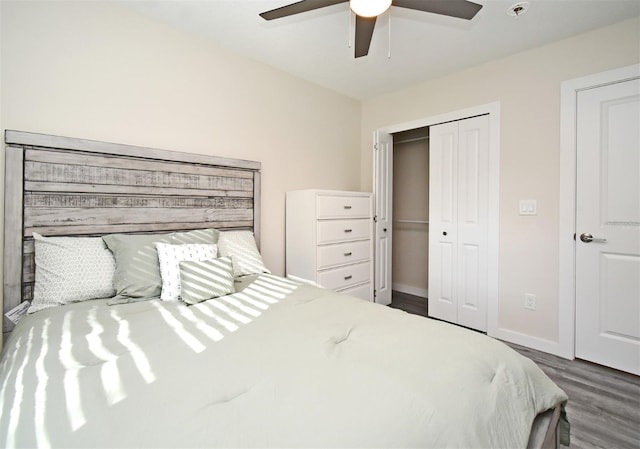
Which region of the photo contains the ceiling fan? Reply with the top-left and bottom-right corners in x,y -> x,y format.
259,0 -> 483,58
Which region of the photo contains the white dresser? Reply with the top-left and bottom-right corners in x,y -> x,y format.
285,190 -> 374,301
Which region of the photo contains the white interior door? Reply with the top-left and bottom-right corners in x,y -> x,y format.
374,131 -> 393,305
575,78 -> 640,375
429,116 -> 489,332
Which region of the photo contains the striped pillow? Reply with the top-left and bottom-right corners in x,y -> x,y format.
179,257 -> 235,305
155,243 -> 218,301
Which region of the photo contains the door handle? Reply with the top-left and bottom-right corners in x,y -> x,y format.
580,233 -> 607,243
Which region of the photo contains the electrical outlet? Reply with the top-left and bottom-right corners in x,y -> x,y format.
524,293 -> 536,310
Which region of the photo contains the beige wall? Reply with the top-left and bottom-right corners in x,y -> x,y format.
0,1 -> 362,346
361,18 -> 640,344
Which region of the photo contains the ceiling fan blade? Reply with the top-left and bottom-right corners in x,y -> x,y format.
392,0 -> 482,20
260,0 -> 348,20
354,15 -> 377,58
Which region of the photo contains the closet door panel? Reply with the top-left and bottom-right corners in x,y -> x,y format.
460,242 -> 479,308
439,132 -> 457,226
431,240 -> 456,323
374,131 -> 393,305
429,122 -> 458,323
459,128 -> 480,224
457,116 -> 489,331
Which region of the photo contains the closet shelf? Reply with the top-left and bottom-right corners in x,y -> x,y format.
394,219 -> 429,224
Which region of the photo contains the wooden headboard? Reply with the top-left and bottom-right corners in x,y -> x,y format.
3,130 -> 261,336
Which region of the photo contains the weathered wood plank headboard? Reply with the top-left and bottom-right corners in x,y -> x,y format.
3,130 -> 261,336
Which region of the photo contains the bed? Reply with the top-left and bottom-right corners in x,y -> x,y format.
0,130 -> 569,448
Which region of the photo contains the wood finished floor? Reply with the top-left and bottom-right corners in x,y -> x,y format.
389,291 -> 640,449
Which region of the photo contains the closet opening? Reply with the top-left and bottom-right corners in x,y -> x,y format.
389,126 -> 430,316
374,102 -> 499,334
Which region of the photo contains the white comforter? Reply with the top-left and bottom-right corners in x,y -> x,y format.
0,274 -> 567,448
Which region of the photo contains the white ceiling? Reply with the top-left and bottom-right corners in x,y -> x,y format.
120,0 -> 640,100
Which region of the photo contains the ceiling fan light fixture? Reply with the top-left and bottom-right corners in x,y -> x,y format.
350,0 -> 392,17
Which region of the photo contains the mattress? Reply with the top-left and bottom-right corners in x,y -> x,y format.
0,274 -> 568,448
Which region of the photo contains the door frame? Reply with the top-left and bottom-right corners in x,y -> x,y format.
373,101 -> 501,337
558,63 -> 640,359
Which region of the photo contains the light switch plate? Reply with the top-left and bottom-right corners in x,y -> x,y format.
519,199 -> 537,216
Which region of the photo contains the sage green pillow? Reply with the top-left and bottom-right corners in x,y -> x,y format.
103,228 -> 219,302
179,257 -> 235,305
103,233 -> 173,301
173,228 -> 220,245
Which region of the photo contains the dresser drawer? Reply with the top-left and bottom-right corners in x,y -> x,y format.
317,240 -> 371,269
317,195 -> 370,219
317,261 -> 370,290
337,282 -> 372,301
317,219 -> 371,244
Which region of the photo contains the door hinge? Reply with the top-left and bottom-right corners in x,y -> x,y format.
374,143 -> 379,151
374,289 -> 377,298
373,215 -> 378,223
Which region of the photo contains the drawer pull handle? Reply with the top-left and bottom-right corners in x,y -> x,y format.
344,252 -> 352,256
344,205 -> 352,209
344,275 -> 353,280
344,229 -> 353,233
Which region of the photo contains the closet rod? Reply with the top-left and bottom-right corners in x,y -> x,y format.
393,136 -> 429,145
394,219 -> 429,224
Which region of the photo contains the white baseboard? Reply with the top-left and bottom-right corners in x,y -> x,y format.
391,283 -> 569,360
490,327 -> 571,360
392,283 -> 428,299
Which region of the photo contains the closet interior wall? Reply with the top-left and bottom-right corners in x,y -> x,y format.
392,127 -> 430,298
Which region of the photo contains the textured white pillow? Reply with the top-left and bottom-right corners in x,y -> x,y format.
179,257 -> 235,305
217,230 -> 270,277
155,243 -> 218,301
30,232 -> 116,313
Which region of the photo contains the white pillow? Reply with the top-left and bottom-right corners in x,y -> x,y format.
179,257 -> 235,305
30,232 -> 116,313
217,230 -> 270,277
155,243 -> 218,301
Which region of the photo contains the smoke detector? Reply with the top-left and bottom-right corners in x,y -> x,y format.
507,1 -> 530,17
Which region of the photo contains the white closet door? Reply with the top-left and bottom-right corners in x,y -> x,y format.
429,121 -> 458,324
456,116 -> 489,331
374,131 -> 393,305
429,116 -> 489,331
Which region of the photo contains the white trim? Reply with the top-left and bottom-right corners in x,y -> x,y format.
559,64 -> 640,360
377,103 -> 499,135
392,283 -> 428,299
493,327 -> 564,355
374,101 -> 501,337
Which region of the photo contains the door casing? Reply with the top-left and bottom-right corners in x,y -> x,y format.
559,63 -> 640,360
373,102 -> 501,337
